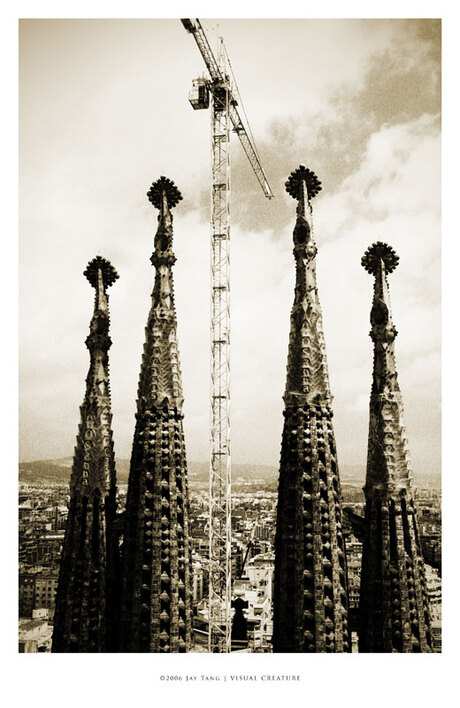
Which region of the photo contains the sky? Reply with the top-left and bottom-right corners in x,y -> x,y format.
19,17 -> 441,476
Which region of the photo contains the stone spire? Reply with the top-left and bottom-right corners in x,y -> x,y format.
52,256 -> 119,653
359,242 -> 432,652
273,166 -> 350,653
119,176 -> 192,652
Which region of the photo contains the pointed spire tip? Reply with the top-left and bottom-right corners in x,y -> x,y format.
362,242 -> 399,276
84,256 -> 119,289
285,165 -> 322,200
147,176 -> 183,210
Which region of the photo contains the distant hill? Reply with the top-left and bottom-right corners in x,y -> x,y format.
18,458 -> 440,490
19,459 -> 74,486
18,459 -> 278,487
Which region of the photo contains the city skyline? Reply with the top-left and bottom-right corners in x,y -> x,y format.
19,18 -> 441,477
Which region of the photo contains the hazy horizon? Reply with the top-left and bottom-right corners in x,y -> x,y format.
18,454 -> 442,482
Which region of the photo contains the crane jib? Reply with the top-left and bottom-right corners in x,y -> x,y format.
182,18 -> 273,199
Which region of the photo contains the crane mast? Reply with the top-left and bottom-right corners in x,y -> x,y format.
209,40 -> 232,654
181,18 -> 273,653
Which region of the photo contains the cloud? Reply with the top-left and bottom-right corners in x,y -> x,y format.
18,20 -> 441,476
314,115 -> 441,474
226,19 -> 440,236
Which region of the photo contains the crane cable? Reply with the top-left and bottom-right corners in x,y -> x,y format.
223,42 -> 263,164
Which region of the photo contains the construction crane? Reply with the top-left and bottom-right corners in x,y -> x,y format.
181,18 -> 273,653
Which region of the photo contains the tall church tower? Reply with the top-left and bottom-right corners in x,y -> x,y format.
359,242 -> 432,652
119,176 -> 192,652
52,256 -> 119,652
273,166 -> 349,653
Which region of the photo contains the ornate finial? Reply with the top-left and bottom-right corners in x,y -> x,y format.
285,164 -> 322,200
147,176 -> 183,210
84,256 -> 119,289
362,242 -> 399,275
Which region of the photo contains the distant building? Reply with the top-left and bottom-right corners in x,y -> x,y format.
431,620 -> 442,653
19,610 -> 52,653
36,533 -> 64,565
421,535 -> 442,573
231,541 -> 245,580
18,529 -> 64,567
424,564 -> 442,635
192,560 -> 205,604
253,523 -> 271,541
245,553 -> 275,603
19,567 -> 59,619
231,588 -> 272,652
345,536 -> 362,611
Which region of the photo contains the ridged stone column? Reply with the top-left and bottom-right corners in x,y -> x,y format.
273,166 -> 350,653
119,177 -> 192,652
359,242 -> 432,652
52,256 -> 119,652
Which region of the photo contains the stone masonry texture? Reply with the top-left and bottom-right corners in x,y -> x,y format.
359,242 -> 432,653
52,257 -> 119,653
273,166 -> 350,653
119,177 -> 192,652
